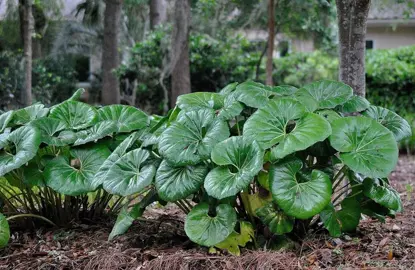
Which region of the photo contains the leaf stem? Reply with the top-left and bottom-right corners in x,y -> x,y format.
6,214 -> 56,226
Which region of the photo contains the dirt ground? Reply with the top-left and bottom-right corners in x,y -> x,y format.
1,156 -> 414,270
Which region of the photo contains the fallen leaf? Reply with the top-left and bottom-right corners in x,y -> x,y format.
387,249 -> 393,260
378,237 -> 389,248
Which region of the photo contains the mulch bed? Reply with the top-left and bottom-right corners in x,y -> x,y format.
1,156 -> 414,269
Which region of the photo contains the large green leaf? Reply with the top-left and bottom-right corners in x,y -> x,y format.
185,203 -> 237,247
74,120 -> 118,146
362,106 -> 411,142
11,104 -> 49,126
30,118 -> 67,146
294,80 -> 352,111
329,116 -> 398,178
0,126 -> 41,176
217,95 -> 244,121
363,178 -> 402,212
0,213 -> 10,248
97,105 -> 148,132
256,202 -> 294,235
68,88 -> 85,101
270,158 -> 332,219
232,81 -> 274,108
159,109 -> 229,166
320,199 -> 361,237
270,85 -> 298,96
49,100 -> 97,130
92,132 -> 139,189
177,92 -> 224,111
155,160 -> 208,202
219,82 -> 238,95
0,128 -> 11,150
204,136 -> 263,199
243,98 -> 331,159
102,148 -> 156,196
0,111 -> 13,132
44,145 -> 111,195
337,95 -> 370,113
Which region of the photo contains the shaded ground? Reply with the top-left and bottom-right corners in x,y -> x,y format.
1,156 -> 414,269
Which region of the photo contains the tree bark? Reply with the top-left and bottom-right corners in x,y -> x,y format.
22,0 -> 34,106
170,0 -> 191,108
150,0 -> 167,29
266,0 -> 275,86
101,0 -> 122,105
336,0 -> 371,97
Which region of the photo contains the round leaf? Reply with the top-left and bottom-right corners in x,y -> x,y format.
155,160 -> 208,202
0,126 -> 41,176
204,136 -> 264,199
294,80 -> 353,110
49,100 -> 97,130
30,118 -> 67,146
185,203 -> 237,247
10,104 -> 49,126
219,82 -> 238,95
270,85 -> 298,96
177,92 -> 224,111
97,105 -> 148,132
256,202 -> 294,235
362,105 -> 411,141
74,120 -> 118,146
0,213 -> 10,248
270,158 -> 332,219
338,95 -> 370,113
329,116 -> 398,178
363,178 -> 402,212
159,109 -> 229,166
0,111 -> 13,132
44,145 -> 111,195
232,81 -> 274,108
244,98 -> 331,159
102,148 -> 156,196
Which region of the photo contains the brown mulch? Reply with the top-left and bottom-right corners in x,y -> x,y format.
1,156 -> 414,270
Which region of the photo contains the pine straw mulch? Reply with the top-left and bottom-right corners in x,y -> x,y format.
1,156 -> 414,270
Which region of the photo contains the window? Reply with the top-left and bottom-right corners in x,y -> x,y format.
366,40 -> 374,50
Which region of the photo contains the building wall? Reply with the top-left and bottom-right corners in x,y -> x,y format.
366,25 -> 415,49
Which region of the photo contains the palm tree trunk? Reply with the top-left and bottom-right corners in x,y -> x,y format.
266,0 -> 275,86
101,0 -> 122,105
170,0 -> 191,108
336,0 -> 371,97
22,0 -> 34,106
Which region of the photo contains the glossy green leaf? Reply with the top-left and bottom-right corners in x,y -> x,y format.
0,213 -> 10,248
219,82 -> 238,95
338,95 -> 370,113
270,158 -> 332,219
316,110 -> 342,123
256,202 -> 294,235
159,109 -> 229,166
320,199 -> 361,237
270,85 -> 298,96
49,100 -> 97,130
232,81 -> 274,108
92,132 -> 139,189
0,126 -> 41,176
214,221 -> 254,255
102,148 -> 156,196
362,106 -> 411,141
68,88 -> 85,101
363,178 -> 402,212
30,118 -> 67,146
319,203 -> 341,237
177,92 -> 224,111
74,120 -> 118,146
185,203 -> 237,247
329,116 -> 398,178
217,95 -> 244,120
204,136 -> 264,199
11,104 -> 49,126
243,98 -> 331,159
44,145 -> 111,195
0,111 -> 13,132
0,128 -> 11,150
155,160 -> 208,202
97,105 -> 148,132
295,80 -> 352,111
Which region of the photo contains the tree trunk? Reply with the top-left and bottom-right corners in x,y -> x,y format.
336,0 -> 371,97
170,0 -> 191,108
150,0 -> 167,29
22,0 -> 33,106
101,0 -> 122,105
266,0 -> 275,86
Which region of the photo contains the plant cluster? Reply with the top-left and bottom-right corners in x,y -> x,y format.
0,80 -> 411,253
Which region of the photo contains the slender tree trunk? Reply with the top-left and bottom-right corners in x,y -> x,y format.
336,0 -> 371,97
149,0 -> 167,29
170,0 -> 191,108
22,0 -> 34,106
266,0 -> 275,86
101,0 -> 122,105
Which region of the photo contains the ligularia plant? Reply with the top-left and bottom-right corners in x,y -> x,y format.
0,81 -> 411,253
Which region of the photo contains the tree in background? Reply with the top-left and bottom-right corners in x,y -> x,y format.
101,0 -> 123,105
266,0 -> 275,86
336,0 -> 371,97
20,0 -> 34,106
170,0 -> 191,108
150,0 -> 167,29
